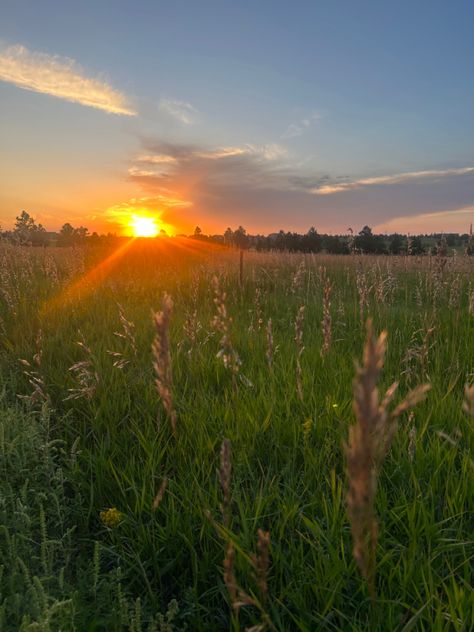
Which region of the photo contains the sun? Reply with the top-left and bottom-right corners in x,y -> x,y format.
130,215 -> 159,237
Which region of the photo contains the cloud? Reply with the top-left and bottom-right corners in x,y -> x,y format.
159,98 -> 197,124
374,206 -> 474,234
124,137 -> 474,234
312,166 -> 474,195
131,142 -> 291,198
0,44 -> 136,115
281,111 -> 322,139
136,154 -> 178,165
196,143 -> 286,161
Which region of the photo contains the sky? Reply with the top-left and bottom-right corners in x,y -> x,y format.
1,0 -> 474,236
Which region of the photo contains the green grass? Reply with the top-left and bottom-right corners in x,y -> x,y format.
0,242 -> 472,630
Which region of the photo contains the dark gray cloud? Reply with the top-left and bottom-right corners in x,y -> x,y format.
128,139 -> 474,233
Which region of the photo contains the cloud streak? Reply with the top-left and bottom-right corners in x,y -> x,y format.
312,166 -> 474,195
159,98 -> 197,124
282,110 -> 322,139
0,44 -> 135,115
375,206 -> 474,234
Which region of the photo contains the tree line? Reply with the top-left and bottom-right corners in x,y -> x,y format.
2,211 -> 473,255
193,224 -> 474,256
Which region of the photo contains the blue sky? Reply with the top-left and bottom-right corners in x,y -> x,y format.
1,0 -> 474,234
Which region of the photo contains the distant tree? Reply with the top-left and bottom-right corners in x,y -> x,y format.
303,227 -> 322,252
355,226 -> 386,254
194,226 -> 202,236
465,224 -> 473,256
322,234 -> 349,254
13,211 -> 47,246
388,233 -> 404,255
75,226 -> 89,242
355,226 -> 374,253
410,236 -> 425,255
223,227 -> 233,246
58,223 -> 89,246
58,223 -> 75,246
233,226 -> 249,249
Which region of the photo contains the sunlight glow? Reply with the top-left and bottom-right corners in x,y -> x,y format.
130,215 -> 159,237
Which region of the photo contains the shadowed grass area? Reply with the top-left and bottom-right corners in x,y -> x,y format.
0,241 -> 472,630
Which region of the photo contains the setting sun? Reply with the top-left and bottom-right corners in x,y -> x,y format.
130,215 -> 159,237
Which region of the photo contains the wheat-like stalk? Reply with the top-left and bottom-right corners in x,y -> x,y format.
219,438 -> 232,529
294,305 -> 305,402
211,276 -> 241,387
152,293 -> 177,435
151,477 -> 168,511
346,318 -> 430,599
463,384 -> 474,419
266,318 -> 274,370
321,276 -> 332,357
108,304 -> 138,369
65,332 -> 99,401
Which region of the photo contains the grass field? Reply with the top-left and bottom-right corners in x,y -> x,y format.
0,240 -> 472,631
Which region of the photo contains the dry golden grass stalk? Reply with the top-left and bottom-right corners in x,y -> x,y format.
356,270 -> 369,323
151,477 -> 168,511
219,438 -> 232,528
294,305 -> 305,402
291,259 -> 306,294
18,329 -> 49,406
463,384 -> 474,419
216,439 -> 272,629
211,276 -> 241,384
321,276 -> 332,357
346,319 -> 430,600
223,540 -> 239,611
252,529 -> 270,606
65,333 -> 99,401
266,318 -> 274,370
183,276 -> 201,354
108,304 -> 138,369
152,293 -> 177,435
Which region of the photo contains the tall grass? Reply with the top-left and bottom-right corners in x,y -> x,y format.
0,241 -> 472,630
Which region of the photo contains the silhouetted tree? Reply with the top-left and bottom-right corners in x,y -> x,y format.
355,225 -> 387,254
13,211 -> 48,246
233,226 -> 249,249
58,223 -> 89,246
410,236 -> 425,255
389,233 -> 404,255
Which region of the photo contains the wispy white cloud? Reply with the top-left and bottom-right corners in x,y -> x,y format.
0,44 -> 136,115
312,166 -> 474,195
198,143 -> 286,161
159,98 -> 197,124
136,154 -> 178,165
282,110 -> 322,139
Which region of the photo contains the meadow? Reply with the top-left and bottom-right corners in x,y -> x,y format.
0,240 -> 472,631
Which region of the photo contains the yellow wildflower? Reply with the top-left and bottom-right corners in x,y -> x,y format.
100,507 -> 123,527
